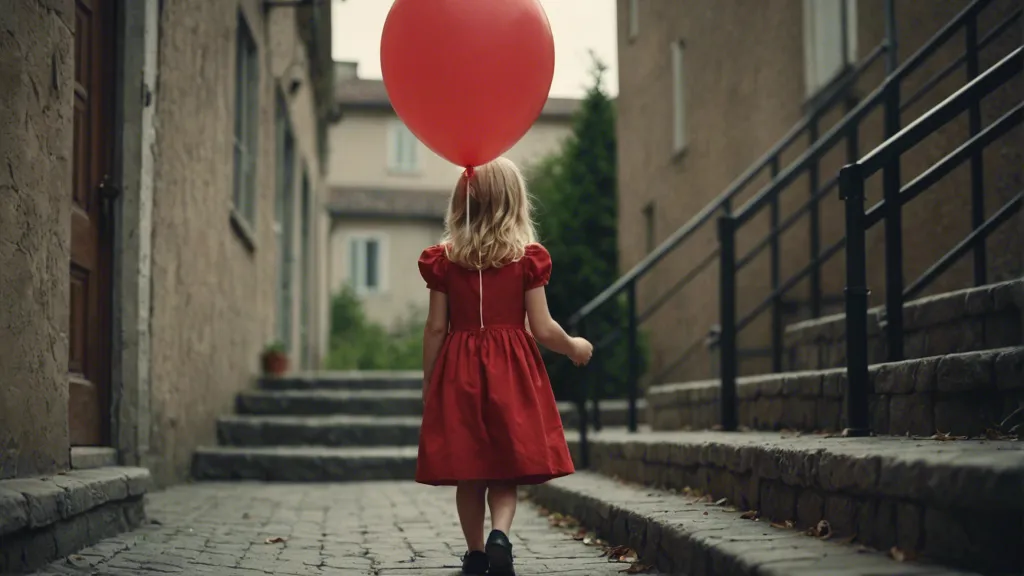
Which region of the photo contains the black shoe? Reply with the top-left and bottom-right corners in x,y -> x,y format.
485,530 -> 515,576
461,550 -> 488,575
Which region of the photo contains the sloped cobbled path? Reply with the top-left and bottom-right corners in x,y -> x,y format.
33,481 -> 663,576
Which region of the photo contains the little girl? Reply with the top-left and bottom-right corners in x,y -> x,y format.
416,157 -> 593,576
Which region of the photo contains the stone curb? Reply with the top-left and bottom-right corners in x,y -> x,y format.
216,414 -> 422,447
525,472 -> 982,576
566,430 -> 1023,574
0,467 -> 150,537
235,389 -> 424,416
647,347 -> 1023,435
259,371 -> 423,390
557,399 -> 649,429
0,467 -> 149,574
784,280 -> 1022,371
191,446 -> 418,481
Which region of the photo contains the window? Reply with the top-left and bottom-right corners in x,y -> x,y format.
642,202 -> 656,253
671,40 -> 686,154
388,121 -> 419,173
233,13 -> 259,229
349,236 -> 384,294
628,0 -> 639,40
803,0 -> 858,97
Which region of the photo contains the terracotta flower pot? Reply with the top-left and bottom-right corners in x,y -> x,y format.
261,352 -> 289,376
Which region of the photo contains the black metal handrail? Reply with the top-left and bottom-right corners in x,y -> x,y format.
559,0 -> 1021,458
838,46 -> 1022,434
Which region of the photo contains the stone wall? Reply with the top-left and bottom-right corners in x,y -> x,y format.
617,0 -> 1024,386
0,0 -> 74,479
647,347 -> 1023,436
147,0 -> 279,486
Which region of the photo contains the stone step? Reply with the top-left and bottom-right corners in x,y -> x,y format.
785,279 -> 1022,372
235,389 -> 423,416
259,370 -> 422,391
556,398 -> 649,429
526,471 -> 983,576
560,428 -> 1022,575
646,347 -> 1023,436
191,446 -> 418,482
0,467 -> 150,574
217,414 -> 422,447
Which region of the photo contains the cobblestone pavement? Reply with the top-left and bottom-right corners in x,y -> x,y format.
35,481 -> 661,576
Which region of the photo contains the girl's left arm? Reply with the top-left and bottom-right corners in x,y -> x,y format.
421,290 -> 449,402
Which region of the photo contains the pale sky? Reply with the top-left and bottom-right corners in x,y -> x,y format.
331,0 -> 619,99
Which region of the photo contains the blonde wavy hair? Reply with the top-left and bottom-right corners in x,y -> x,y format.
441,157 -> 538,270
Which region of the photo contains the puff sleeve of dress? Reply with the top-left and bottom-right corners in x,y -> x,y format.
418,245 -> 448,292
523,244 -> 553,290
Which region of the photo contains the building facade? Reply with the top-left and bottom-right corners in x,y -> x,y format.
0,0 -> 333,487
323,62 -> 580,338
616,0 -> 1022,386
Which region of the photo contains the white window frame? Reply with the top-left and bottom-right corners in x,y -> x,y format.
347,234 -> 387,295
628,0 -> 639,41
232,12 -> 259,229
671,40 -> 686,154
803,0 -> 858,98
387,120 -> 420,174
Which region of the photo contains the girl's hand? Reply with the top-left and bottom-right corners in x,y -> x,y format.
568,337 -> 593,366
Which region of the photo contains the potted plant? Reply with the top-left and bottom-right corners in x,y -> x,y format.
261,341 -> 289,376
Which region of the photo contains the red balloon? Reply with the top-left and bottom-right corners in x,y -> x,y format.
380,0 -> 555,168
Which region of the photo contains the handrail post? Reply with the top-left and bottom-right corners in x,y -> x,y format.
769,157 -> 783,372
626,280 -> 639,433
808,114 -> 822,319
839,164 -> 871,437
882,79 -> 905,362
718,215 -> 738,432
965,13 -> 987,286
884,0 -> 898,73
575,319 -> 590,468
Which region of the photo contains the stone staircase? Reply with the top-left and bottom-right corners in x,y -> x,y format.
192,370 -> 647,482
525,279 -> 1024,576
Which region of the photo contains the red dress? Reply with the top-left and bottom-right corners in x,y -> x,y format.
415,243 -> 575,486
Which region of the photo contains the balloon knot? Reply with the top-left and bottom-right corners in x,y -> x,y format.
464,166 -> 475,179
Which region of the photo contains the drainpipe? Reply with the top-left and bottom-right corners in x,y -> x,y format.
884,0 -> 898,73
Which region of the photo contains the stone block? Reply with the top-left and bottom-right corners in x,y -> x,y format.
795,490 -> 824,528
0,487 -> 28,535
936,351 -> 995,393
873,359 -> 916,395
934,397 -> 999,436
759,481 -> 797,522
924,507 -> 1023,575
0,479 -> 65,528
888,393 -> 935,436
758,377 -> 784,397
821,370 -> 845,398
780,398 -> 818,430
903,331 -> 927,360
912,356 -> 938,391
991,280 -> 1023,312
986,314 -> 1023,348
866,499 -> 897,550
896,503 -> 923,551
995,347 -> 1024,390
823,495 -> 858,537
927,320 -> 985,356
870,394 -> 890,435
782,373 -> 822,397
816,398 -> 841,432
906,290 -> 967,329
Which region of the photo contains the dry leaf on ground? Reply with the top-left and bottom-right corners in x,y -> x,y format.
740,510 -> 760,520
572,528 -> 589,541
928,431 -> 967,441
264,536 -> 287,544
713,497 -> 728,506
606,545 -> 639,563
810,520 -> 832,539
769,520 -> 795,529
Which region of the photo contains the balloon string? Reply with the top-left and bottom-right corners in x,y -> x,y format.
465,166 -> 483,330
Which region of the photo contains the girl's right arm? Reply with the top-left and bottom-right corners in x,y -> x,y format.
525,286 -> 593,365
422,290 -> 449,401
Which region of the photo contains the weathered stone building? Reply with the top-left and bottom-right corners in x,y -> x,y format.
615,0 -> 1022,384
1,0 -> 332,568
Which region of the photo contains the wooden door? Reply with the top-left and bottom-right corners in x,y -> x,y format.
69,0 -> 116,446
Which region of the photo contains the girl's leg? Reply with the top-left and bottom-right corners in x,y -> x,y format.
486,481 -> 518,533
456,481 -> 488,551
